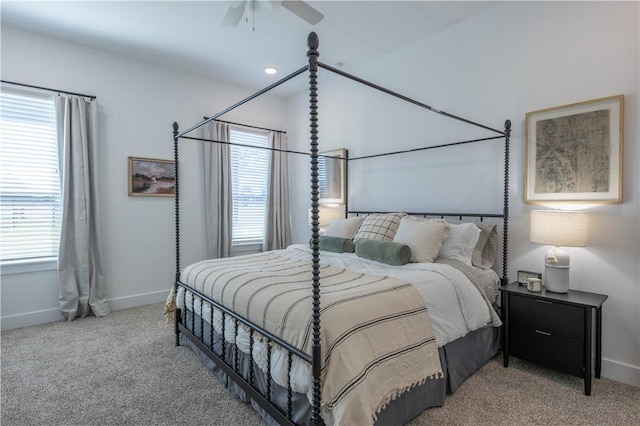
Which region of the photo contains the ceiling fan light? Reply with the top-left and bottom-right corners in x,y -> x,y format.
264,67 -> 278,75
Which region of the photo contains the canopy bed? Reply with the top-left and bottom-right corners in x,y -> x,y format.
168,32 -> 511,426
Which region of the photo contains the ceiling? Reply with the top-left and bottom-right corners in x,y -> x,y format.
1,1 -> 500,98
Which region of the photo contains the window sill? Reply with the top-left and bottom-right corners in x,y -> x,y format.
1,258 -> 57,275
233,241 -> 263,256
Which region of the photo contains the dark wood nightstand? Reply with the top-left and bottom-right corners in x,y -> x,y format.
500,282 -> 607,395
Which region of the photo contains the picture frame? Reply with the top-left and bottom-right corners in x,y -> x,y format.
525,95 -> 624,203
318,148 -> 347,205
128,157 -> 176,197
517,270 -> 542,286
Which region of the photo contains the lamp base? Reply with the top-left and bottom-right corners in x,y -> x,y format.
544,247 -> 570,293
544,265 -> 570,293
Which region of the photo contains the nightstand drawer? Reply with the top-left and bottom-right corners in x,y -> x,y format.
510,325 -> 584,377
510,295 -> 584,340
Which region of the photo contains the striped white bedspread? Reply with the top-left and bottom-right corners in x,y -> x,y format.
178,247 -> 443,426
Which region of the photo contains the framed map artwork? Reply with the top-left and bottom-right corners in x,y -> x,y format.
525,95 -> 624,203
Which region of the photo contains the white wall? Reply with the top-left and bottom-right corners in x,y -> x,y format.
288,1 -> 639,387
0,27 -> 287,328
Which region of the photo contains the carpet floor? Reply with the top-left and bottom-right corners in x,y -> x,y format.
2,302 -> 639,425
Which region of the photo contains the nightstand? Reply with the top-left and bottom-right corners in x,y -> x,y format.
500,282 -> 607,395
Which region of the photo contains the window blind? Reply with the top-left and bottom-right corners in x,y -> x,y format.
318,155 -> 340,200
0,89 -> 61,262
230,128 -> 269,246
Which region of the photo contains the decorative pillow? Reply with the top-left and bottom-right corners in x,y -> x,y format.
438,222 -> 481,265
392,217 -> 450,263
310,235 -> 355,253
353,212 -> 406,242
323,217 -> 363,239
472,223 -> 498,269
355,239 -> 411,266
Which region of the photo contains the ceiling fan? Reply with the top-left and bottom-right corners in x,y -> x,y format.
222,0 -> 324,28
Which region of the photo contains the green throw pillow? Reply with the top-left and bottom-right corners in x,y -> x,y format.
355,239 -> 411,266
309,236 -> 355,253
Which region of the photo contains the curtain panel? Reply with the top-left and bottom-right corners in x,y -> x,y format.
56,95 -> 110,321
203,121 -> 233,258
264,131 -> 292,251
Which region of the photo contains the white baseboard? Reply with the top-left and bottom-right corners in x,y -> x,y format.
602,357 -> 640,388
1,308 -> 64,331
106,290 -> 168,311
1,290 -> 168,331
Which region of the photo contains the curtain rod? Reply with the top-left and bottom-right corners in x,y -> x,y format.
1,80 -> 96,100
204,117 -> 286,134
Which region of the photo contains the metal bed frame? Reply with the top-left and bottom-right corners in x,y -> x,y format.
171,32 -> 511,425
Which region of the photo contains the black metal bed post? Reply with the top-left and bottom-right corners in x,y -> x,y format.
344,149 -> 349,219
307,31 -> 323,426
173,122 -> 182,346
501,119 -> 511,286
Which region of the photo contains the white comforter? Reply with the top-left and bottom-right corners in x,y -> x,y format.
285,244 -> 501,346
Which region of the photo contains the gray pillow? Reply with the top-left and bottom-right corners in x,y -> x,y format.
310,236 -> 355,253
472,223 -> 497,269
355,239 -> 411,266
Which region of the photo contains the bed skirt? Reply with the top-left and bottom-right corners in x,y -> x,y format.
180,311 -> 500,425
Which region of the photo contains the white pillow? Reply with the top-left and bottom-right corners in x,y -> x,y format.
323,217 -> 363,239
392,217 -> 449,263
438,222 -> 481,265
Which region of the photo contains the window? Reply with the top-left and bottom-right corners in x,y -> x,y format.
318,148 -> 346,204
0,88 -> 60,263
230,128 -> 269,249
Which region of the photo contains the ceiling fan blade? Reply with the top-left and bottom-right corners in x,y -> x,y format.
222,2 -> 246,27
281,1 -> 324,25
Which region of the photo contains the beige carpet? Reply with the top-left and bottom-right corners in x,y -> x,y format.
2,303 -> 639,426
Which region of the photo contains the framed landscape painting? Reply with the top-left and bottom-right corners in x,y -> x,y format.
525,95 -> 624,203
128,157 -> 175,197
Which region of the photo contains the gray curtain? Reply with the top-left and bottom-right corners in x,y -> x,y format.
264,131 -> 292,251
56,95 -> 110,321
203,121 -> 233,258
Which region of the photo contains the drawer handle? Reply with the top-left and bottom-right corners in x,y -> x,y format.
535,330 -> 551,336
535,299 -> 553,304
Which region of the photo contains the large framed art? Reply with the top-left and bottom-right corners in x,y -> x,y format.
525,95 -> 624,203
128,157 -> 176,197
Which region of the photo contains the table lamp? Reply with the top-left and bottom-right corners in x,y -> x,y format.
530,210 -> 590,293
308,205 -> 343,231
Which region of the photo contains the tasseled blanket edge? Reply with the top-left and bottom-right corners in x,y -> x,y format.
371,371 -> 444,423
163,286 -> 176,326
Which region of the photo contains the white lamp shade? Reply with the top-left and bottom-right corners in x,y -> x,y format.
308,205 -> 344,227
530,210 -> 589,247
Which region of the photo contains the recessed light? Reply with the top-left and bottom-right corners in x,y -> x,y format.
264,67 -> 278,75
